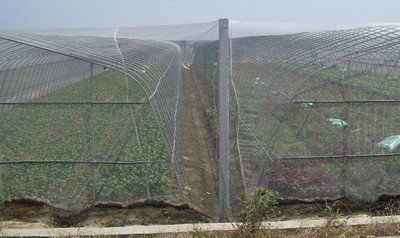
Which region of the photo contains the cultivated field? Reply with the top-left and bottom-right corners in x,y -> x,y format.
0,70 -> 171,208
231,62 -> 400,201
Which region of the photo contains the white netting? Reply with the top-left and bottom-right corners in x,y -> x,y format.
0,22 -> 218,209
228,24 -> 400,203
1,20 -> 400,215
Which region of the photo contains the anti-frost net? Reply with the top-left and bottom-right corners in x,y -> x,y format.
228,24 -> 400,203
0,21 -> 218,210
2,20 -> 400,214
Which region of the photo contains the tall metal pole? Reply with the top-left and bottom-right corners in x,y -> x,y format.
218,18 -> 230,221
90,62 -> 97,202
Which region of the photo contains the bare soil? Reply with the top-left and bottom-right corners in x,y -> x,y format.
0,199 -> 209,228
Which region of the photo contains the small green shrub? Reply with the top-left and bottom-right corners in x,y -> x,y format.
230,187 -> 278,237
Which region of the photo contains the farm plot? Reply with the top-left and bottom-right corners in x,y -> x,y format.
231,62 -> 400,201
0,70 -> 172,209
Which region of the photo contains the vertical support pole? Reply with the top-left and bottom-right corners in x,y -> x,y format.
90,63 -> 97,202
218,18 -> 230,221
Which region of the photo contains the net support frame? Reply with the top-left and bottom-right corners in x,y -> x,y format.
218,18 -> 230,221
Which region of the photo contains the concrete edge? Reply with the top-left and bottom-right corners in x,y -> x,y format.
1,215 -> 400,237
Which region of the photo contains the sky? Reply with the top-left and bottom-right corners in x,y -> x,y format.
1,0 -> 400,29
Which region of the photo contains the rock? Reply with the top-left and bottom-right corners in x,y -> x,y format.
185,186 -> 193,191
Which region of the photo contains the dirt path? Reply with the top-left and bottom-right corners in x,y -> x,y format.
181,66 -> 219,219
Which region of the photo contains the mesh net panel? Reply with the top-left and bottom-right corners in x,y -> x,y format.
228,24 -> 400,203
0,22 -> 219,210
